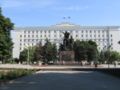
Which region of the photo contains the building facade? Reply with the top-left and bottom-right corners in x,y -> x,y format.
11,22 -> 120,58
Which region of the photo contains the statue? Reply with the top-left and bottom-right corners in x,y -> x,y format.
60,31 -> 74,51
59,31 -> 75,63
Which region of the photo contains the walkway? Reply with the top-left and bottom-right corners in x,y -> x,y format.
0,71 -> 120,90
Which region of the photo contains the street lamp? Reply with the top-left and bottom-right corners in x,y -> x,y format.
107,45 -> 111,68
25,46 -> 30,65
27,47 -> 30,65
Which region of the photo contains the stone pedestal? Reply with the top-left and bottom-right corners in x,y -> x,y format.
59,51 -> 74,64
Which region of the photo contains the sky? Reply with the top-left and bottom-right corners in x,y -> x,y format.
0,0 -> 120,26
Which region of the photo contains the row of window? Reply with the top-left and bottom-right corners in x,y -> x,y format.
20,35 -> 59,38
20,34 -> 112,38
20,39 -> 112,44
24,30 -> 107,34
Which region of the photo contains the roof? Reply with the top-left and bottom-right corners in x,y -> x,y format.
14,22 -> 120,31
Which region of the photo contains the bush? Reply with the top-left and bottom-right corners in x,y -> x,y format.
0,69 -> 35,81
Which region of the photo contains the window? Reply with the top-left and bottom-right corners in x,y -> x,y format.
28,35 -> 30,37
24,35 -> 26,37
36,39 -> 38,42
20,47 -> 22,50
20,35 -> 22,38
32,31 -> 34,33
76,35 -> 78,37
36,31 -> 38,33
81,35 -> 83,37
81,31 -> 83,33
28,39 -> 30,42
90,30 -> 92,33
111,34 -> 112,37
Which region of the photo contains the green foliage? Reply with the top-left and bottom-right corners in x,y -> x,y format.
43,40 -> 57,63
19,49 -> 28,63
73,40 -> 98,62
99,50 -> 120,63
0,7 -> 14,63
0,69 -> 33,81
19,46 -> 36,64
19,41 -> 58,64
109,51 -> 120,63
33,42 -> 44,63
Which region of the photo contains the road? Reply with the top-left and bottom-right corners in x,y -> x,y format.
0,71 -> 120,90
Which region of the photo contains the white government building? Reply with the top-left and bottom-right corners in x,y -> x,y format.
11,22 -> 120,58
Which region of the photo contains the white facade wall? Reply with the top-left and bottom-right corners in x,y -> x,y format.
11,22 -> 120,58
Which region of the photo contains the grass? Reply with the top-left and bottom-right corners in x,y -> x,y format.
0,69 -> 37,82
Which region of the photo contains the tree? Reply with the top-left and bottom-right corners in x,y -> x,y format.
33,42 -> 44,63
43,40 -> 57,64
99,51 -> 106,63
0,8 -> 14,63
73,40 -> 87,62
19,46 -> 36,64
73,40 -> 98,63
19,49 -> 28,63
87,40 -> 98,62
109,51 -> 120,63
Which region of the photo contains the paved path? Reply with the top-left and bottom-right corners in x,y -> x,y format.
0,64 -> 120,69
0,71 -> 120,90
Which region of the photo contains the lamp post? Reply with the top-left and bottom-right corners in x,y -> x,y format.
25,46 -> 30,65
107,45 -> 111,68
27,47 -> 30,65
